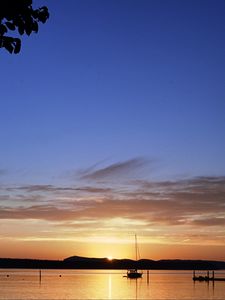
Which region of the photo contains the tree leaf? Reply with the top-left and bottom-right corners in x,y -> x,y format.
32,9 -> 39,19
14,38 -> 21,54
38,7 -> 49,24
3,39 -> 14,53
17,19 -> 25,35
5,21 -> 15,31
32,21 -> 38,33
0,24 -> 8,35
25,24 -> 32,35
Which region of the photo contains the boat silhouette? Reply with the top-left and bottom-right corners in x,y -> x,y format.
126,234 -> 143,279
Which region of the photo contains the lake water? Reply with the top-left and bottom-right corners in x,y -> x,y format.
0,269 -> 225,299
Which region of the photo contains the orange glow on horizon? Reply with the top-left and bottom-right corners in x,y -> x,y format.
1,175 -> 224,262
0,238 -> 225,261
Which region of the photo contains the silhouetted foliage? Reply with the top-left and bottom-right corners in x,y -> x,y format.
0,0 -> 49,54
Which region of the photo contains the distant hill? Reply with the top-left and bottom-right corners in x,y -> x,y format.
0,256 -> 225,270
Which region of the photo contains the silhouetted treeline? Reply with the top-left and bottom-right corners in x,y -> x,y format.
1,256 -> 225,270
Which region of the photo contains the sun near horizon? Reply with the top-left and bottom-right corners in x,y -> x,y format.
1,235 -> 225,262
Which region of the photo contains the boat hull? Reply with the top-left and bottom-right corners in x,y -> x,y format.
127,272 -> 142,279
127,269 -> 142,278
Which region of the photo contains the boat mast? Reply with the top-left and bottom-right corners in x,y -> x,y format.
135,234 -> 137,261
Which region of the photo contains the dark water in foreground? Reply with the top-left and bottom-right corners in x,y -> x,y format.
0,269 -> 225,299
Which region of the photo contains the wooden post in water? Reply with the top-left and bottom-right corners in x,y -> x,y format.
147,270 -> 149,284
212,271 -> 214,280
39,270 -> 42,283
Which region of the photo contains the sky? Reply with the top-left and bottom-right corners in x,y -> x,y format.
0,0 -> 225,261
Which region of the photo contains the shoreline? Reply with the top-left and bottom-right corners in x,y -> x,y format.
1,257 -> 225,270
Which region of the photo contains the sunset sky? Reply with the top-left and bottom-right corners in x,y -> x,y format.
0,0 -> 225,261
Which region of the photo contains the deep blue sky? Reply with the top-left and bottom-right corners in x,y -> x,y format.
1,0 -> 225,185
1,0 -> 225,261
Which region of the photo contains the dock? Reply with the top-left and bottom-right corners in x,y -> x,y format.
193,270 -> 225,281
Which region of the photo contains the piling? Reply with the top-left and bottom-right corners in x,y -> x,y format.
147,270 -> 149,284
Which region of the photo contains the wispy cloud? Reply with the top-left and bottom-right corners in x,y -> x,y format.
192,217 -> 225,226
79,157 -> 150,182
1,157 -> 225,247
6,184 -> 112,194
1,176 -> 224,229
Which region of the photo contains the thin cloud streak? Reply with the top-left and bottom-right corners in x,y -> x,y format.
6,185 -> 112,194
79,157 -> 150,182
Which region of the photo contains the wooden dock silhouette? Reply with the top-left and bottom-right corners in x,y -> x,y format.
193,270 -> 225,281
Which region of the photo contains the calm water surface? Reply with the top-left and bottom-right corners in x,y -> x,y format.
0,269 -> 225,299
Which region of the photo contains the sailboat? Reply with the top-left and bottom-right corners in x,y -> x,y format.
127,234 -> 143,278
